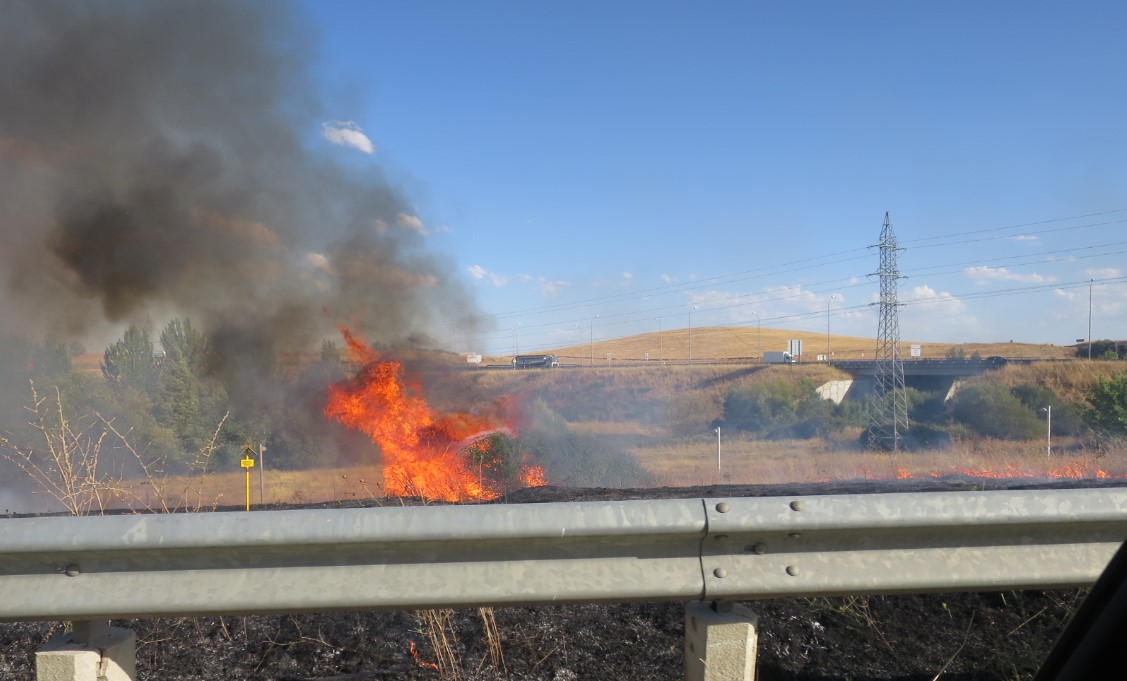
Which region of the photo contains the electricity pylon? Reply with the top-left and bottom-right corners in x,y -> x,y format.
869,212 -> 909,451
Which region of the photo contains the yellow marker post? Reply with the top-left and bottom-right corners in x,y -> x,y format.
241,452 -> 255,511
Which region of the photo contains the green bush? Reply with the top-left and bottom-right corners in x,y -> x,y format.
1010,383 -> 1083,436
1085,373 -> 1127,437
949,383 -> 1042,439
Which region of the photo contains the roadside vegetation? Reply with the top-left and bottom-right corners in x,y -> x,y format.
1,323 -> 1126,514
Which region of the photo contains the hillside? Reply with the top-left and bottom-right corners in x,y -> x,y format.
483,325 -> 1078,366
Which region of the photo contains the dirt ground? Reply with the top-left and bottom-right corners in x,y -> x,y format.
0,480 -> 1104,680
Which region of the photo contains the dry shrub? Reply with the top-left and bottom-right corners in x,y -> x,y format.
1,381 -> 227,515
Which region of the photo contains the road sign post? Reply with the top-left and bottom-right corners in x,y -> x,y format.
241,450 -> 255,511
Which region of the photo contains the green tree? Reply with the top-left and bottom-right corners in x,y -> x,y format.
103,325 -> 157,394
160,319 -> 208,375
32,336 -> 73,379
1085,373 -> 1127,436
154,319 -> 230,463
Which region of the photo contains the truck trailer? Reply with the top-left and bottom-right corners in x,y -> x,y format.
512,354 -> 560,369
763,351 -> 796,364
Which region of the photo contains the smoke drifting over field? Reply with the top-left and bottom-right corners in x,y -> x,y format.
0,0 -> 478,354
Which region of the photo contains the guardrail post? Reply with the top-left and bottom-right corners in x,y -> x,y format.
36,620 -> 135,681
684,601 -> 759,681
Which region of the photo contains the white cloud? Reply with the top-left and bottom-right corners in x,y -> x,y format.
467,265 -> 508,287
395,213 -> 427,236
901,285 -> 982,340
540,279 -> 571,298
660,274 -> 677,284
1010,234 -> 1039,243
908,284 -> 966,312
1086,267 -> 1122,279
621,272 -> 633,285
965,266 -> 1055,285
321,121 -> 374,154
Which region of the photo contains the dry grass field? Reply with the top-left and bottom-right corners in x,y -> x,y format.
92,359 -> 1126,511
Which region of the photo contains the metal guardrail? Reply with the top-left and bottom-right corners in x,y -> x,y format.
1,488 -> 1126,622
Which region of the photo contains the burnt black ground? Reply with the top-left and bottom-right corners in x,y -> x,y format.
0,479 -> 1111,680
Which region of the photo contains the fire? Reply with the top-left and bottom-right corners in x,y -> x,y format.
324,328 -> 546,501
521,465 -> 548,488
893,462 -> 1126,481
408,641 -> 440,671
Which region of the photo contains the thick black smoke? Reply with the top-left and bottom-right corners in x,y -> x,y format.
0,0 -> 479,357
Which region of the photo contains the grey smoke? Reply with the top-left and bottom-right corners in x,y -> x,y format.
0,0 -> 479,352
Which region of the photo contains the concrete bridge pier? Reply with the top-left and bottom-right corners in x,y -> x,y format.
684,601 -> 759,680
36,620 -> 135,681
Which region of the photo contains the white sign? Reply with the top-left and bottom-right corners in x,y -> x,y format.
910,345 -> 921,358
465,354 -> 482,364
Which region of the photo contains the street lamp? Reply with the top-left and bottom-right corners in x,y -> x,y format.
688,304 -> 699,365
1041,406 -> 1052,458
589,315 -> 599,367
715,426 -> 721,470
1088,279 -> 1094,360
752,311 -> 761,361
826,294 -> 838,358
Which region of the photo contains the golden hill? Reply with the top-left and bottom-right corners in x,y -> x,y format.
485,326 -> 1076,366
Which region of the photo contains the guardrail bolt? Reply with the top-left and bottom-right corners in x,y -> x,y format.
790,500 -> 804,512
63,564 -> 80,577
716,502 -> 730,513
785,565 -> 800,576
713,568 -> 728,578
749,543 -> 767,555
788,532 -> 802,539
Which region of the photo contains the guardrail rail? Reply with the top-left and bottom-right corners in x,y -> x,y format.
3,487 -> 1126,680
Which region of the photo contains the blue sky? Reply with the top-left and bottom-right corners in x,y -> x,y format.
301,1 -> 1126,357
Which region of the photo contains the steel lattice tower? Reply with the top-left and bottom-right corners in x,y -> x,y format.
870,212 -> 909,450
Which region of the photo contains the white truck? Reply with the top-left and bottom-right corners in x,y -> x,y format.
763,351 -> 796,364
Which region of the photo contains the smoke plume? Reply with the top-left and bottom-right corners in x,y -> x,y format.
0,0 -> 478,355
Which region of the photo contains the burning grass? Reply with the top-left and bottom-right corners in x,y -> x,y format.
324,328 -> 545,502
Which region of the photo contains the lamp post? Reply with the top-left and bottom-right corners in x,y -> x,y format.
1041,406 -> 1052,458
1088,279 -> 1094,360
715,426 -> 721,470
657,317 -> 663,365
752,310 -> 761,361
826,294 -> 838,358
688,304 -> 698,365
589,315 -> 599,367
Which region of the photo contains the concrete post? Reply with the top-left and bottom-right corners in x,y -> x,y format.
684,601 -> 758,681
36,620 -> 136,681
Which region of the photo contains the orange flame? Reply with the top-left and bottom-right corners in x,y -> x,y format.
893,462 -> 1126,481
521,465 -> 548,488
324,328 -> 545,501
408,641 -> 440,671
